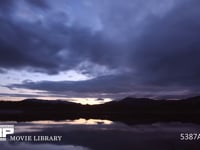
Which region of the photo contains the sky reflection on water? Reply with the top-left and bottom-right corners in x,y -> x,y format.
1,119 -> 200,150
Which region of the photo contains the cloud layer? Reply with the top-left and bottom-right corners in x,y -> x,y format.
1,0 -> 200,99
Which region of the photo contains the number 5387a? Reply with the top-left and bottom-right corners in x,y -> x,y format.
180,133 -> 200,140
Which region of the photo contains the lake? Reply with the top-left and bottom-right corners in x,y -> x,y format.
1,119 -> 200,150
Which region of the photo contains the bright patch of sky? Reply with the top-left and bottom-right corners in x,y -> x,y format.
69,98 -> 112,105
0,70 -> 92,101
0,70 -> 91,86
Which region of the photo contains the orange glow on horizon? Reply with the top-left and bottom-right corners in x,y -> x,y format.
0,97 -> 112,105
30,119 -> 113,125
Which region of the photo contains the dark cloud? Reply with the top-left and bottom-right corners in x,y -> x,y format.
0,93 -> 41,98
0,14 -> 58,72
97,98 -> 104,101
0,7 -> 119,74
0,0 -> 15,13
9,75 -> 133,94
0,0 -> 13,6
130,0 -> 200,87
27,0 -> 49,9
1,0 -> 200,99
8,74 -> 199,99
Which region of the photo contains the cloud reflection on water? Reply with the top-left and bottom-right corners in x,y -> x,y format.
30,119 -> 113,125
1,120 -> 200,150
0,143 -> 90,150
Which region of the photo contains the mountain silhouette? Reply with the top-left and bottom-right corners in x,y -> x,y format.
1,96 -> 200,124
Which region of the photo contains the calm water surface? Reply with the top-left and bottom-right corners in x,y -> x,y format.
1,119 -> 200,150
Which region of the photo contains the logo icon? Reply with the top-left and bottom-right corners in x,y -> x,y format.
0,125 -> 14,141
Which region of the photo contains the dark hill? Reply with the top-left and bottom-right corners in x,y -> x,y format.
1,96 -> 200,124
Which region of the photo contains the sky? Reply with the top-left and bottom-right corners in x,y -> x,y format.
0,0 -> 200,104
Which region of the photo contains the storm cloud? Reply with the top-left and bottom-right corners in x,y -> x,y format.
1,0 -> 200,99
